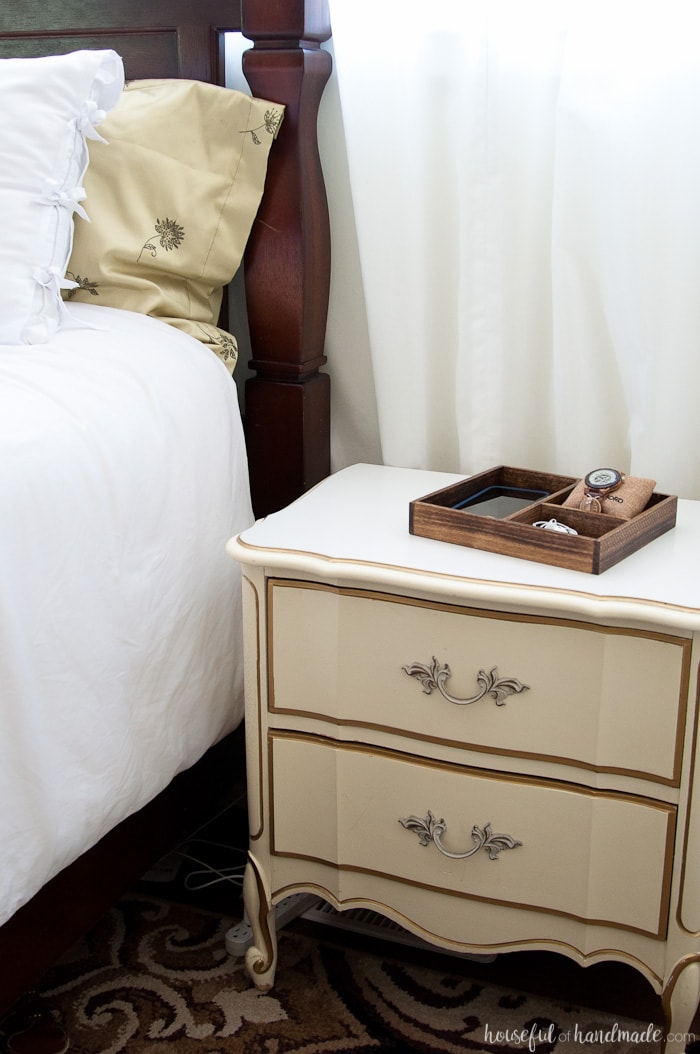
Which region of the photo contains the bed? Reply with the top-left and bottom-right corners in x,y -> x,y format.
0,0 -> 331,1016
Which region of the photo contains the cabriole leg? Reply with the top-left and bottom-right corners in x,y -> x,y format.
242,854 -> 277,991
662,959 -> 700,1054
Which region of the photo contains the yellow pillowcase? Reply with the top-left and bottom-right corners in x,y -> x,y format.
64,79 -> 284,371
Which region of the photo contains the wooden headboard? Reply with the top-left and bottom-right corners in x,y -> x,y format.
0,0 -> 332,517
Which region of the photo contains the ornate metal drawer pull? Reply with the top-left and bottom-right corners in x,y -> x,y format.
399,810 -> 522,861
402,656 -> 529,707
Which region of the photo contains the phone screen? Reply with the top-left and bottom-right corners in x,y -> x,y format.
453,486 -> 549,518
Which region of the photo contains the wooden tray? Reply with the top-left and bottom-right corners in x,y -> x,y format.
409,466 -> 677,574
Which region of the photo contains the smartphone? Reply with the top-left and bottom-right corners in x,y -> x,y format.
453,485 -> 549,518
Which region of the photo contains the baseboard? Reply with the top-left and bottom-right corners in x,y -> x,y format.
299,900 -> 496,963
226,893 -> 495,964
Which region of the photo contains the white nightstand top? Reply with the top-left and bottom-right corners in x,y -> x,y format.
229,463 -> 700,629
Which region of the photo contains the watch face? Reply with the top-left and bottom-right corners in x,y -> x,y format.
585,467 -> 622,491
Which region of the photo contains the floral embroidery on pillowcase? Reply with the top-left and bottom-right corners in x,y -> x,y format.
242,108 -> 282,145
214,331 -> 237,364
138,217 -> 185,262
67,216 -> 187,294
64,273 -> 99,299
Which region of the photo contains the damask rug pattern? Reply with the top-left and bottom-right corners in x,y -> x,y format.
31,894 -> 664,1053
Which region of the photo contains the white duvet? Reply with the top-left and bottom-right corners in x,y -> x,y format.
0,304 -> 253,927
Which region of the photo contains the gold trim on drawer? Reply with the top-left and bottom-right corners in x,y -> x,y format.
268,881 -> 666,990
267,579 -> 690,787
244,574 -> 264,843
268,732 -> 676,941
678,662 -> 700,934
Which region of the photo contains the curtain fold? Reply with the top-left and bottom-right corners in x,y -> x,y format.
327,0 -> 700,497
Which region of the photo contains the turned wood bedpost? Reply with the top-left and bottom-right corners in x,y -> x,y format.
241,0 -> 332,517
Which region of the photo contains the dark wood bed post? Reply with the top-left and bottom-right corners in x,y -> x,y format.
241,0 -> 332,517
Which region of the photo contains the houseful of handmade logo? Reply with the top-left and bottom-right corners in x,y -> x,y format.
483,1020 -> 667,1050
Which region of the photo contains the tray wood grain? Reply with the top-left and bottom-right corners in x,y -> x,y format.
409,466 -> 677,574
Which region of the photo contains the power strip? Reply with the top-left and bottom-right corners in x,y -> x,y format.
225,893 -> 321,958
140,851 -> 182,884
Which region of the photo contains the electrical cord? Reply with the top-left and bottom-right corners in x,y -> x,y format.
176,838 -> 247,892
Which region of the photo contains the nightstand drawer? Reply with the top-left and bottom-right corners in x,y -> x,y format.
270,733 -> 675,939
268,581 -> 689,784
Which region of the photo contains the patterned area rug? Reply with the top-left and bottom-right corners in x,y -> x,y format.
27,894 -> 665,1053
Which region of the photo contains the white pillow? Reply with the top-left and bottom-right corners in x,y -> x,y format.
0,50 -> 124,344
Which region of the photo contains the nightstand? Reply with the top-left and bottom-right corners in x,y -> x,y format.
227,463 -> 700,1053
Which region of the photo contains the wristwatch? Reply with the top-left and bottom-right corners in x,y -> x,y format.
579,468 -> 624,513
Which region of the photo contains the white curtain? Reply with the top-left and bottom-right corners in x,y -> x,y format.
325,0 -> 700,498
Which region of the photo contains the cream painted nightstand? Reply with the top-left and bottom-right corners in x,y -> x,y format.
227,463 -> 700,1053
